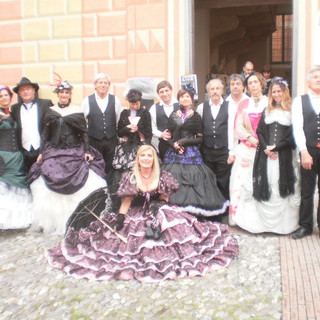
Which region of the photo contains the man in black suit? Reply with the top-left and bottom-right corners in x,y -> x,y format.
11,77 -> 53,172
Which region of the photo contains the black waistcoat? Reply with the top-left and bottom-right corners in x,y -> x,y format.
156,102 -> 179,132
202,100 -> 228,148
302,94 -> 320,147
87,94 -> 116,140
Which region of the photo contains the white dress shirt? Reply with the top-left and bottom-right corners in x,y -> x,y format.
81,92 -> 122,125
197,97 -> 236,156
20,102 -> 40,151
292,91 -> 320,152
226,93 -> 249,114
149,99 -> 178,138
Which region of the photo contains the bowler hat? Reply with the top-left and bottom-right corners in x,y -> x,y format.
12,77 -> 39,94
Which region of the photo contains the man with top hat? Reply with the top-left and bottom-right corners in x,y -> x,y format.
11,77 -> 53,172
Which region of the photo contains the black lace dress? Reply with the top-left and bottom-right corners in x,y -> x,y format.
113,107 -> 152,171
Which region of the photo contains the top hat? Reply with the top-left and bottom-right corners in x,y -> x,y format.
12,77 -> 39,94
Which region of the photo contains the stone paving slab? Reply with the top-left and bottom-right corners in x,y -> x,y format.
0,228 -> 282,320
280,230 -> 320,320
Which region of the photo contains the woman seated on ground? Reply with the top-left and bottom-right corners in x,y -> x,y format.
233,78 -> 300,234
161,86 -> 228,217
0,85 -> 32,229
46,145 -> 238,282
111,89 -> 152,186
29,80 -> 106,235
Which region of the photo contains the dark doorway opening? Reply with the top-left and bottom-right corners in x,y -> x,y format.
194,0 -> 292,102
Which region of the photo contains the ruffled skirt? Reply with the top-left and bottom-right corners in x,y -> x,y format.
229,143 -> 256,224
46,204 -> 238,282
30,170 -> 107,235
233,153 -> 300,234
0,181 -> 32,229
29,144 -> 106,194
162,146 -> 228,216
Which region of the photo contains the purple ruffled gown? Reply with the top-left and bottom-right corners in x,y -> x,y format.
46,171 -> 238,282
29,106 -> 107,234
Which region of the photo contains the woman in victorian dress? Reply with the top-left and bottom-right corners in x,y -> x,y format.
233,78 -> 300,234
29,80 -> 106,235
229,72 -> 268,225
46,145 -> 238,282
0,85 -> 32,229
161,87 -> 228,217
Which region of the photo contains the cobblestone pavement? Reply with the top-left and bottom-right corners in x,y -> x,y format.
0,228 -> 282,320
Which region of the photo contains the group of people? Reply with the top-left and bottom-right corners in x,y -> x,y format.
1,67 -> 320,282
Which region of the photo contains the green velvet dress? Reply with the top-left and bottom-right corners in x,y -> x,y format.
0,115 -> 32,229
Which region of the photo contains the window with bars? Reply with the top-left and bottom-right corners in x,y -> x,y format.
271,14 -> 293,63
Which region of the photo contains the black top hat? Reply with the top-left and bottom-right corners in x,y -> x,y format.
12,77 -> 40,94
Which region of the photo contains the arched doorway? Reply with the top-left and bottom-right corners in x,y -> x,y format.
194,0 -> 292,102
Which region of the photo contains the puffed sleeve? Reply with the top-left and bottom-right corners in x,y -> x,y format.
158,171 -> 180,196
116,172 -> 138,198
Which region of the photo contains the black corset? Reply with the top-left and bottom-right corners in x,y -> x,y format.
267,122 -> 289,145
0,128 -> 19,152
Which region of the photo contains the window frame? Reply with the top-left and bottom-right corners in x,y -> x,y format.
271,14 -> 293,64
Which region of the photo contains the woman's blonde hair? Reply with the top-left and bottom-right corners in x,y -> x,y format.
131,145 -> 160,191
267,79 -> 291,112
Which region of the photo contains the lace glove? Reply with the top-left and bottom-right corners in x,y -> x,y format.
176,136 -> 203,147
115,213 -> 125,231
81,132 -> 92,154
39,124 -> 50,153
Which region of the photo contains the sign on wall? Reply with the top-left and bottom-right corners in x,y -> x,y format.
180,74 -> 198,101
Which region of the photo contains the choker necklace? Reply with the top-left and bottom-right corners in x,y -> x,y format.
275,103 -> 282,108
58,102 -> 70,109
141,174 -> 151,179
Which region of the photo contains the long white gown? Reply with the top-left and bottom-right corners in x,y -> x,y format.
233,108 -> 300,234
229,96 -> 267,224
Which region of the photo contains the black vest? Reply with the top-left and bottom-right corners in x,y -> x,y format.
302,94 -> 320,147
87,94 -> 116,140
202,100 -> 228,148
156,102 -> 179,132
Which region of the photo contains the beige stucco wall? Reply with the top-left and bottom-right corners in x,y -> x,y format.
293,0 -> 320,96
1,0 -> 318,103
0,0 -> 189,105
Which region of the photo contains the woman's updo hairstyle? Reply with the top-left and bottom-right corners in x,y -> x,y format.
127,89 -> 142,103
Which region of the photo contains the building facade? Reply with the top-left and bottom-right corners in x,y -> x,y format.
0,0 -> 319,104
